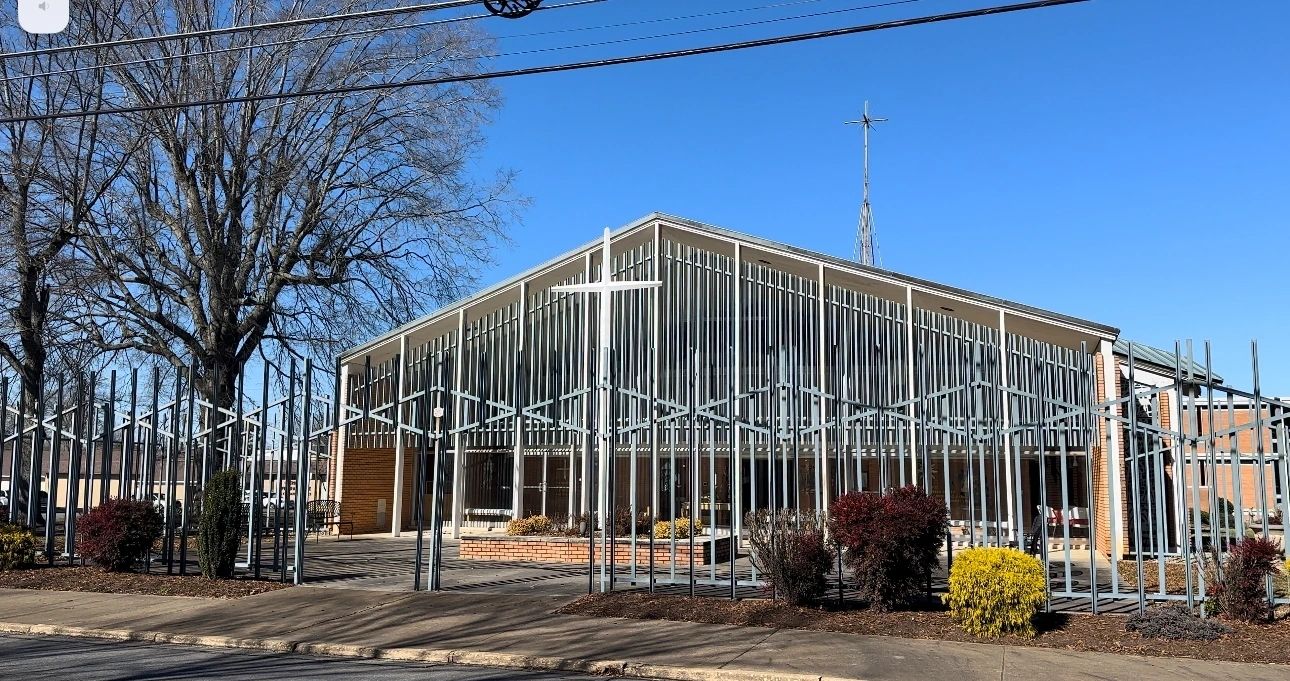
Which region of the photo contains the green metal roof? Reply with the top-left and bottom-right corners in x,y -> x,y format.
1114,339 -> 1223,383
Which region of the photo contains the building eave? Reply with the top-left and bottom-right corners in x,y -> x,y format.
340,212 -> 1120,366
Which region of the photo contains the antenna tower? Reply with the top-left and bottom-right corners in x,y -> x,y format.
845,101 -> 886,266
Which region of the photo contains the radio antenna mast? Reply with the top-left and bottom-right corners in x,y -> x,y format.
845,101 -> 886,266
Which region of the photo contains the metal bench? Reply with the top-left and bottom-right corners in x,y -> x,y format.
305,500 -> 353,540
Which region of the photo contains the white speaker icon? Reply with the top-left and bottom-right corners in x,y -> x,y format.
19,0 -> 68,34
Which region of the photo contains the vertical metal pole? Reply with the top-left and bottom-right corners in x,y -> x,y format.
45,377 -> 65,562
392,342 -> 408,536
207,363 -> 219,484
1078,343 -> 1099,614
998,312 -> 1018,543
179,366 -> 196,576
731,243 -> 742,597
905,287 -> 918,492
1032,355 -> 1051,612
119,368 -> 137,497
332,355 -> 344,506
1126,347 -> 1147,613
252,361 -> 270,579
26,379 -> 44,529
281,360 -> 297,583
82,372 -> 96,526
232,368 -> 245,474
830,339 -> 845,604
1174,343 -> 1194,609
1,376 -> 11,523
66,376 -> 85,562
99,371 -> 115,503
608,350 -> 618,592
451,310 -> 467,539
428,353 -> 451,591
689,349 -> 698,597
513,283 -> 528,522
587,347 -> 598,595
413,353 -> 429,591
963,341 -> 977,546
294,359 -> 311,585
1251,341 -> 1275,612
1183,342 -> 1205,612
166,369 -> 182,573
147,367 -> 161,502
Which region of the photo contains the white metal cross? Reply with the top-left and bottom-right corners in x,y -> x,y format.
551,227 -> 661,592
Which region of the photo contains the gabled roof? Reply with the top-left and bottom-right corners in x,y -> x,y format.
341,213 -> 1120,365
1114,339 -> 1224,383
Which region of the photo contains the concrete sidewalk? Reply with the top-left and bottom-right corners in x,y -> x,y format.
0,587 -> 1284,681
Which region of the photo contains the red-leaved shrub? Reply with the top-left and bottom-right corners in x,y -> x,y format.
78,499 -> 164,572
1212,535 -> 1282,622
829,486 -> 948,611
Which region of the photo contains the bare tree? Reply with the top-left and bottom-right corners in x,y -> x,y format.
0,11 -> 131,519
0,21 -> 119,399
79,0 -> 519,405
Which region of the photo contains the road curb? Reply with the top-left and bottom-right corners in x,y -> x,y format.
0,621 -> 849,681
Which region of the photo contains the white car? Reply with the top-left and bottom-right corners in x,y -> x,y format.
241,491 -> 287,508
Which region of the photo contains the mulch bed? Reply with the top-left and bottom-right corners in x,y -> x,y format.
558,593 -> 1290,665
1117,559 -> 1289,599
0,565 -> 291,599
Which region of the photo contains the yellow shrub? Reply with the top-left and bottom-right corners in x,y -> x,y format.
506,515 -> 555,536
943,547 -> 1046,638
0,522 -> 37,571
653,517 -> 703,540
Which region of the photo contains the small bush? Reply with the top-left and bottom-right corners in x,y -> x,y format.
612,508 -> 651,537
507,514 -> 556,536
78,499 -> 164,572
943,547 -> 1046,638
829,486 -> 948,611
198,469 -> 244,579
551,513 -> 590,537
1126,605 -> 1231,641
1211,535 -> 1282,622
746,510 -> 835,606
0,522 -> 38,570
653,517 -> 703,540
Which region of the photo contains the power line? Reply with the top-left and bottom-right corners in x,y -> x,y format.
1,0 -> 605,84
0,0 -> 485,61
499,0 -> 840,41
0,0 -> 1091,125
482,0 -> 926,64
3,0 -> 866,85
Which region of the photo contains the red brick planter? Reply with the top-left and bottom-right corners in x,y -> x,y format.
460,534 -> 732,565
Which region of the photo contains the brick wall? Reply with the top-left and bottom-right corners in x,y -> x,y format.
335,446 -> 397,534
460,534 -> 731,565
1182,462 -> 1278,515
334,444 -> 435,534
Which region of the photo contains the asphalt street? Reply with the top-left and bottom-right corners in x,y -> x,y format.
0,634 -> 604,680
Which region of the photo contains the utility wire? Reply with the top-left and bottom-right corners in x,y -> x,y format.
499,0 -> 839,41
0,0 -> 487,61
481,0 -> 924,63
0,0 -> 1091,125
5,0 -> 850,85
1,0 -> 604,84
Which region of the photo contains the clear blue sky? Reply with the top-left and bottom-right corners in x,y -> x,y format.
462,0 -> 1290,391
